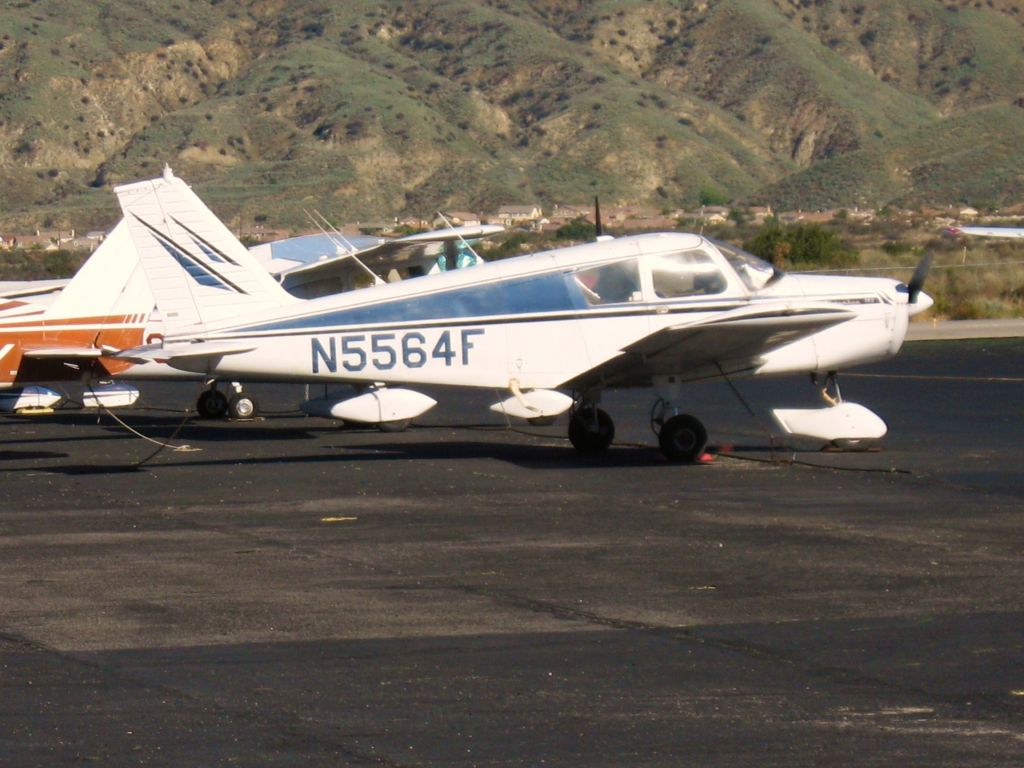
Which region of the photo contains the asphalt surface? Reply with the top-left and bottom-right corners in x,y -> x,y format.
1,338 -> 1022,767
906,317 -> 1024,341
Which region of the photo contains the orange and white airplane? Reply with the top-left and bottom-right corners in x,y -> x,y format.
0,221 -> 162,412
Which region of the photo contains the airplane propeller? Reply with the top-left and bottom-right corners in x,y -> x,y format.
594,196 -> 603,239
907,253 -> 932,304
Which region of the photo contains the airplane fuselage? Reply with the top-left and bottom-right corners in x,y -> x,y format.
159,233 -> 915,391
0,300 -> 149,386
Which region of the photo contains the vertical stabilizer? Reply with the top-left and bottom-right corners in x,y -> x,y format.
114,167 -> 296,335
45,221 -> 151,322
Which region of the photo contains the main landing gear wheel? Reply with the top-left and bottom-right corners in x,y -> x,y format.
568,407 -> 615,455
228,393 -> 258,420
377,419 -> 410,433
196,388 -> 229,419
658,414 -> 708,463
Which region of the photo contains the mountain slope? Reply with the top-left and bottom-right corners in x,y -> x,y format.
1,0 -> 1023,228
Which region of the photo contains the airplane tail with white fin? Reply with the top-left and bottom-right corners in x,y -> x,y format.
114,166 -> 297,337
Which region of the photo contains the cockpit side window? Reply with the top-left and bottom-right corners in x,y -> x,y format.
570,258 -> 643,306
709,238 -> 781,291
649,250 -> 727,298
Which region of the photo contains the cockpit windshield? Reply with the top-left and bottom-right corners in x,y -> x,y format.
708,238 -> 782,291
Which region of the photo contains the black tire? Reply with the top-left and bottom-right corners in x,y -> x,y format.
377,419 -> 410,433
568,407 -> 615,455
228,394 -> 258,420
196,389 -> 229,419
658,414 -> 708,463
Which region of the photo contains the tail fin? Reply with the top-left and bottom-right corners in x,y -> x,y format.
45,220 -> 150,322
114,166 -> 296,335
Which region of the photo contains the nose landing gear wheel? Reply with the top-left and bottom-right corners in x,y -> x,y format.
568,407 -> 615,455
196,388 -> 229,419
658,414 -> 708,463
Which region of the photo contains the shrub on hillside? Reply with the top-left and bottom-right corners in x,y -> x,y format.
743,223 -> 856,268
555,217 -> 595,241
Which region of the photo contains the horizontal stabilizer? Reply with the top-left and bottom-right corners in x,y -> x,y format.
161,342 -> 257,361
114,341 -> 255,372
0,279 -> 70,300
21,346 -> 105,359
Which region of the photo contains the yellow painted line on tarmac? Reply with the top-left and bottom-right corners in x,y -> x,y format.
321,516 -> 358,523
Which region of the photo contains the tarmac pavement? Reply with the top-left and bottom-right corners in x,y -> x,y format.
0,338 -> 1022,766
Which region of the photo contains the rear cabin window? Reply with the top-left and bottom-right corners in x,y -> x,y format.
650,250 -> 727,298
572,259 -> 642,305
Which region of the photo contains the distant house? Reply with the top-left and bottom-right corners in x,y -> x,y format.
440,211 -> 483,228
996,203 -> 1024,218
495,204 -> 543,226
846,207 -> 876,223
35,228 -> 77,244
550,203 -> 591,221
65,235 -> 102,252
798,210 -> 838,224
7,234 -> 59,251
958,206 -> 979,219
246,228 -> 290,243
684,206 -> 730,225
617,216 -> 679,232
748,206 -> 773,224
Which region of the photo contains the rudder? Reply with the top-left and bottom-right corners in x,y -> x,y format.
115,166 -> 296,336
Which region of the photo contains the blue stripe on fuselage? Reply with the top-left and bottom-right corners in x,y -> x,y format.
234,271 -> 590,333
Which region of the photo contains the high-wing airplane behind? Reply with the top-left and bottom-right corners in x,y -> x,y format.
252,225 -> 502,298
945,226 -> 1024,238
114,170 -> 933,461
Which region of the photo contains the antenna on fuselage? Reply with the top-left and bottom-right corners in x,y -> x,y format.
305,209 -> 384,286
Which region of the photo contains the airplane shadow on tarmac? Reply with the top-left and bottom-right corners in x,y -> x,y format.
16,438 -> 803,477
5,411 -> 811,475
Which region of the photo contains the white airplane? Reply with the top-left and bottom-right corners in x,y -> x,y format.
110,170 -> 933,461
944,226 -> 1024,238
1,197 -> 501,417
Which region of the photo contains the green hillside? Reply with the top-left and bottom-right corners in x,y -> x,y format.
1,0 -> 1023,229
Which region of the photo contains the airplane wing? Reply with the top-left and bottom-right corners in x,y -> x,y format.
0,279 -> 71,300
945,226 -> 1024,238
563,304 -> 856,390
